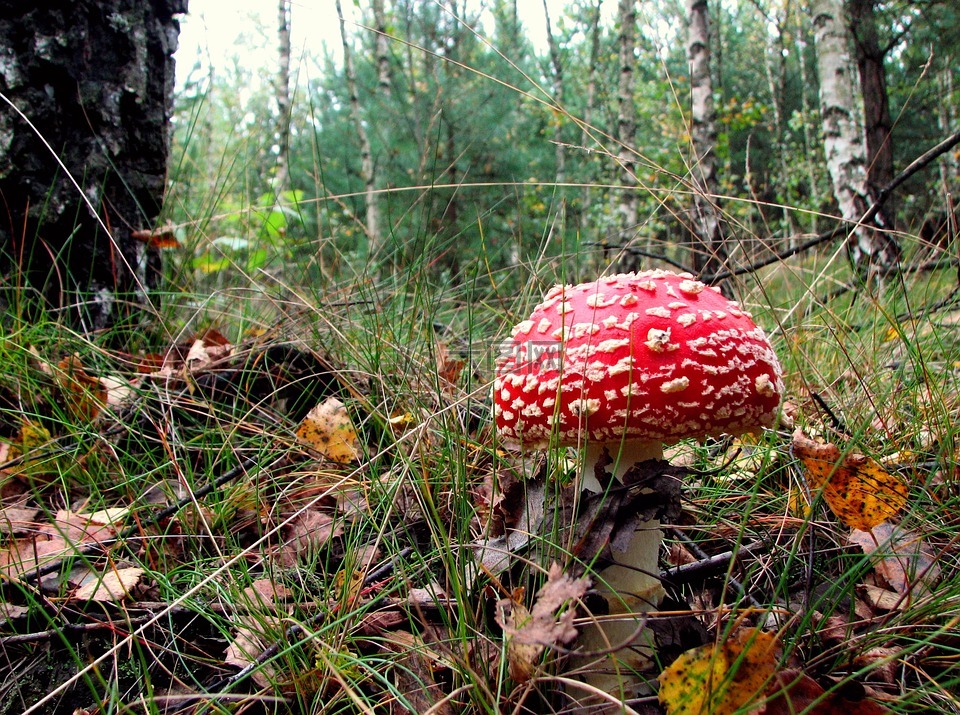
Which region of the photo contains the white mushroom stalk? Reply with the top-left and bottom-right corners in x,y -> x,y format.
494,270 -> 783,698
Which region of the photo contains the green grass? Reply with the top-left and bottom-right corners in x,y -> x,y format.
1,239 -> 959,714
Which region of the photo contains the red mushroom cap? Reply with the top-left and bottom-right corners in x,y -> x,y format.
494,270 -> 783,449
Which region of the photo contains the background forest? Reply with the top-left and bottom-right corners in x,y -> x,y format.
168,0 -> 958,299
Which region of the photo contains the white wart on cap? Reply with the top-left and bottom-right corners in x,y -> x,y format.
494,270 -> 783,450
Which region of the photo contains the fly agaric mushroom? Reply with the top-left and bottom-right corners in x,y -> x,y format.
493,270 -> 783,695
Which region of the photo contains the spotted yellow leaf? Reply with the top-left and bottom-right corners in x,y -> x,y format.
792,430 -> 907,530
296,398 -> 361,464
659,628 -> 779,715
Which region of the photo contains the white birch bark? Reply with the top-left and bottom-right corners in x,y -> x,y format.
687,0 -> 728,284
811,0 -> 899,274
615,0 -> 639,253
336,0 -> 381,258
542,0 -> 566,185
372,0 -> 391,98
275,0 -> 292,191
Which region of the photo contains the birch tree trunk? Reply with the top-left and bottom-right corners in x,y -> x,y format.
542,0 -> 566,185
938,61 -> 958,190
0,0 -> 184,333
336,0 -> 381,261
796,32 -> 822,235
372,0 -> 391,98
580,0 -> 603,222
811,0 -> 900,275
686,0 -> 729,288
275,0 -> 292,190
615,0 -> 639,264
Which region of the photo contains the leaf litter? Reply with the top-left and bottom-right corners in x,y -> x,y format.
0,324 -> 951,714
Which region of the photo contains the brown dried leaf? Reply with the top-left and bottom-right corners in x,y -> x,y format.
435,340 -> 465,393
225,618 -> 276,689
849,522 -> 940,597
296,397 -> 361,464
757,668 -> 893,714
56,355 -> 107,421
73,566 -> 144,602
278,509 -> 342,567
132,224 -> 182,249
495,563 -> 589,683
792,431 -> 907,530
0,506 -> 40,535
383,631 -> 454,715
0,601 -> 29,624
243,578 -> 294,608
184,329 -> 233,372
0,536 -> 70,578
41,509 -> 121,544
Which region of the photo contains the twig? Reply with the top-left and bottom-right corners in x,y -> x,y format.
810,392 -> 851,437
665,529 -> 765,610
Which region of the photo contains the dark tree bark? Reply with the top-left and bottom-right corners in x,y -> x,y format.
848,0 -> 895,223
0,0 -> 185,333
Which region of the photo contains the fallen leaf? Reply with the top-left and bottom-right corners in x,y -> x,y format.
0,536 -> 71,579
792,431 -> 908,530
73,566 -> 144,602
225,618 -> 277,689
56,355 -> 107,421
859,583 -> 907,612
43,509 -> 119,543
496,563 -> 589,683
659,628 -> 779,715
99,374 -> 137,409
296,397 -> 361,463
184,329 -> 232,371
435,340 -> 465,393
382,631 -> 455,715
243,578 -> 294,608
0,506 -> 40,535
131,224 -> 182,249
849,522 -> 940,598
277,509 -> 342,567
757,668 -> 893,714
0,601 -> 29,624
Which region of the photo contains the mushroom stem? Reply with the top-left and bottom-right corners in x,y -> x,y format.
578,440 -> 667,699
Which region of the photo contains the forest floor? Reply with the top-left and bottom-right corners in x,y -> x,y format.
0,257 -> 958,714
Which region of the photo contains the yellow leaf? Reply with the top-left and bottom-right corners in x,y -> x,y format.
296,398 -> 361,464
792,430 -> 908,530
659,628 -> 779,715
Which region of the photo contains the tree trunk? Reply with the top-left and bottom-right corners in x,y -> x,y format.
810,0 -> 899,276
542,0 -> 566,185
336,0 -> 381,260
580,0 -> 603,223
848,0 -> 895,223
615,0 -> 639,266
686,0 -> 729,289
796,31 -> 822,235
938,60 -> 958,191
759,1 -> 793,239
275,0 -> 292,191
0,0 -> 185,332
372,0 -> 392,98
